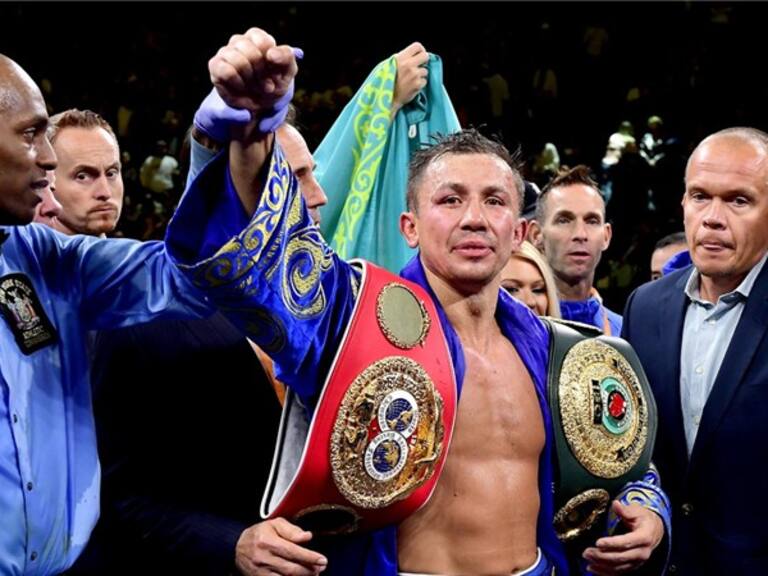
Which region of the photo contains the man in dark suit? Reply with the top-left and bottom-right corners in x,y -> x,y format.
64,103 -> 330,575
70,313 -> 284,575
622,127 -> 768,575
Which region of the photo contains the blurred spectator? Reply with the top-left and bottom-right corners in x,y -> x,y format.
650,231 -> 688,280
640,115 -> 665,166
139,139 -> 179,215
609,137 -> 652,230
532,142 -> 560,185
599,122 -> 636,205
500,241 -> 561,317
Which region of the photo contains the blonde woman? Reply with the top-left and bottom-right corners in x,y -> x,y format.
500,241 -> 561,317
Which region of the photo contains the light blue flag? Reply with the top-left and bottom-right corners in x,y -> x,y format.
315,53 -> 461,273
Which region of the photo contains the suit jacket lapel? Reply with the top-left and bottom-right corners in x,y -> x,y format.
690,264 -> 768,473
662,270 -> 693,471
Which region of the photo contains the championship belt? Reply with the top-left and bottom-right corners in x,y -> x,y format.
260,261 -> 457,534
542,318 -> 657,542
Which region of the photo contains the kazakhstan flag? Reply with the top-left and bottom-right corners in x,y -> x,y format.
315,52 -> 461,273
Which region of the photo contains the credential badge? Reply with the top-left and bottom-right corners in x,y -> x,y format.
0,274 -> 58,354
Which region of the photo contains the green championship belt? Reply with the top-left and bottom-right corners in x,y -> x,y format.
542,318 -> 657,542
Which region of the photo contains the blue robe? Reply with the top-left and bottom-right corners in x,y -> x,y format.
0,225 -> 211,575
166,143 -> 669,575
560,296 -> 623,336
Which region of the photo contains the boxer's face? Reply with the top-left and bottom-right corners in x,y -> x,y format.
400,152 -> 524,294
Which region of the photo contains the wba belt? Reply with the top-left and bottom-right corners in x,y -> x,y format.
542,318 -> 657,542
261,261 -> 457,534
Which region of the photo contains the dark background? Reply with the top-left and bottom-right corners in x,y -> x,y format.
2,1 -> 765,307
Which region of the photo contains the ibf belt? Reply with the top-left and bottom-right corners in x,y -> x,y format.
260,261 -> 457,534
542,318 -> 657,542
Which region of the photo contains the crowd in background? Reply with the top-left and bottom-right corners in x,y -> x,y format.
4,1 -> 766,308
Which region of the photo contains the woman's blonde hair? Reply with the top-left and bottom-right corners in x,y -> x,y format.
508,241 -> 561,318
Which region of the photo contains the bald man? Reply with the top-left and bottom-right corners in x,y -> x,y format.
622,127 -> 768,575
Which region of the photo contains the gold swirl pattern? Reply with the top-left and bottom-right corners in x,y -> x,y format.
190,145 -> 293,289
262,188 -> 304,283
607,483 -> 671,535
330,356 -> 444,509
220,303 -> 287,354
331,58 -> 396,259
186,136 -> 352,327
285,175 -> 306,230
642,462 -> 661,486
199,242 -> 252,287
281,225 -> 334,319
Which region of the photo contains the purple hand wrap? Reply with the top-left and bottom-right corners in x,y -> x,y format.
193,47 -> 304,142
193,89 -> 252,142
258,46 -> 304,133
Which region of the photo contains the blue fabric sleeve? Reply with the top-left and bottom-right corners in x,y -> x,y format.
165,143 -> 359,403
24,225 -> 213,330
605,465 -> 672,575
187,139 -> 220,188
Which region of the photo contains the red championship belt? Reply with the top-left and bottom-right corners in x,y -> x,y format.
260,261 -> 457,534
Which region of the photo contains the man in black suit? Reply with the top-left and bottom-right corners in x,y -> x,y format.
66,105 -> 330,576
75,313 -> 283,575
622,127 -> 768,575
